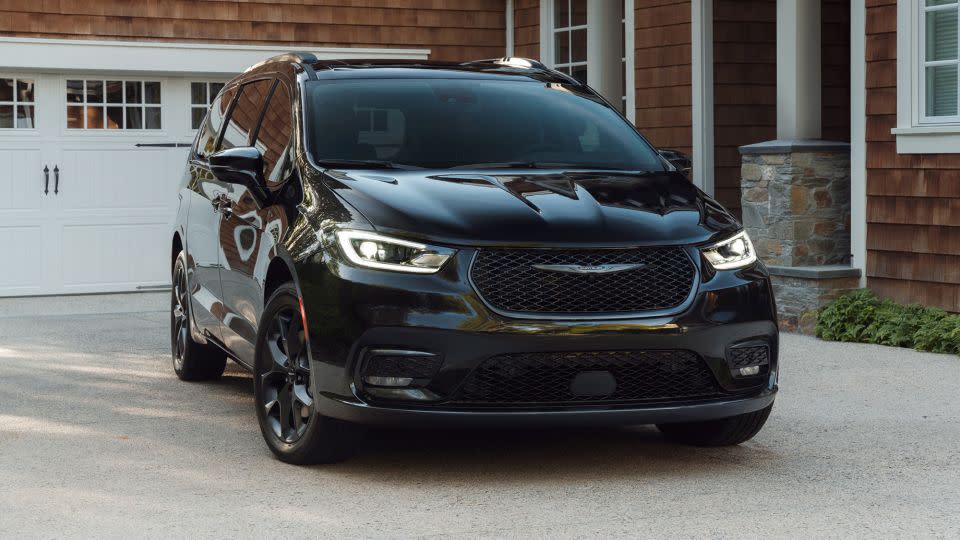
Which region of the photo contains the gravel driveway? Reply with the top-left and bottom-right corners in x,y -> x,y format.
1,303 -> 958,538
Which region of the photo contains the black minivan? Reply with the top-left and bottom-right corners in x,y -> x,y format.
171,54 -> 778,464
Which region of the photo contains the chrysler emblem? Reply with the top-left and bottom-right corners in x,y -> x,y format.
531,263 -> 647,274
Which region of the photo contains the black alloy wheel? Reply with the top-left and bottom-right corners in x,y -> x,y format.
170,251 -> 226,381
254,283 -> 362,464
258,304 -> 313,444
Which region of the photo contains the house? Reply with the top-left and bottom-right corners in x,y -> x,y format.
0,1 -> 955,328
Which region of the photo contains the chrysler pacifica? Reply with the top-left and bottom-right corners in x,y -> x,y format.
170,54 -> 779,464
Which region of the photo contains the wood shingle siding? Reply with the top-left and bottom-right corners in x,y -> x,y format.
0,0 -> 506,61
513,0 -> 539,60
633,0 -> 692,160
712,0 -> 776,217
822,0 -> 850,141
865,0 -> 960,311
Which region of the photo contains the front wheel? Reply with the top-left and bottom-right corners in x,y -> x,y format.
253,283 -> 363,464
656,404 -> 773,446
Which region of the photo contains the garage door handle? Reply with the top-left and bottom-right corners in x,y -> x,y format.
43,166 -> 49,195
53,166 -> 60,195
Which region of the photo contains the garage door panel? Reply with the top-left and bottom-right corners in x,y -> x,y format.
0,225 -> 44,291
0,149 -> 43,211
59,147 -> 175,212
60,222 -> 170,288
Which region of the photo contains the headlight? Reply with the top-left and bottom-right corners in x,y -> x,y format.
336,230 -> 455,274
702,231 -> 757,270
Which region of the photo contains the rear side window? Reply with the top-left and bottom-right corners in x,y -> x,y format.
194,85 -> 236,158
219,79 -> 273,152
253,82 -> 293,184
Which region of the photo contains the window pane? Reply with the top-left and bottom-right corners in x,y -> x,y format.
17,79 -> 34,102
254,82 -> 293,184
191,107 -> 206,130
927,0 -> 956,6
571,0 -> 586,25
571,28 -> 587,63
125,106 -> 142,129
219,79 -> 272,151
571,65 -> 588,84
66,80 -> 84,103
0,105 -> 12,128
125,81 -> 142,104
106,81 -> 123,103
86,80 -> 104,103
555,32 -> 570,65
554,0 -> 569,27
144,106 -> 161,129
67,105 -> 84,128
926,64 -> 959,116
196,87 -> 236,158
16,105 -> 34,128
0,79 -> 11,102
926,8 -> 958,61
191,82 -> 206,105
144,82 -> 161,104
85,106 -> 104,129
210,83 -> 225,98
106,106 -> 123,129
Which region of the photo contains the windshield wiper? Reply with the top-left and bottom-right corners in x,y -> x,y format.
316,159 -> 421,170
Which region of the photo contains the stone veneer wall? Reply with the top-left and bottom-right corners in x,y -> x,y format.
740,149 -> 851,267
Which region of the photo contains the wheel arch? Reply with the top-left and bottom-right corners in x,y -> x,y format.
264,256 -> 296,303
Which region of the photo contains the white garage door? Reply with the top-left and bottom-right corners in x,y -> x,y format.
0,74 -> 225,296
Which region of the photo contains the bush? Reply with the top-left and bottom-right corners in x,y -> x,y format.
815,289 -> 960,355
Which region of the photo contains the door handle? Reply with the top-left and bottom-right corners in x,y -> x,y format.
43,165 -> 49,195
53,165 -> 60,195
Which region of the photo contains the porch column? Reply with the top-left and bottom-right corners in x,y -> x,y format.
737,0 -> 860,333
586,0 -> 623,107
777,0 -> 822,140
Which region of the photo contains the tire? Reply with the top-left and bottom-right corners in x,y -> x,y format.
171,251 -> 227,381
656,404 -> 773,447
253,282 -> 363,465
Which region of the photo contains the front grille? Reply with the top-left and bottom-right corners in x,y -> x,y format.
452,350 -> 723,405
470,247 -> 696,314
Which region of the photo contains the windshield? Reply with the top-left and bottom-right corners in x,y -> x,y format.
304,78 -> 665,171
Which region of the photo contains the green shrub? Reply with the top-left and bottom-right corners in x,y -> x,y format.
815,289 -> 960,355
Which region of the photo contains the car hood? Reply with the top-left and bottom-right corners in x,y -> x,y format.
320,169 -> 741,247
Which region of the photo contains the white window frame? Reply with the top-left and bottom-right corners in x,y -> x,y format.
0,75 -> 38,130
540,0 -> 635,122
64,77 -> 163,131
188,81 -> 229,133
893,0 -> 960,153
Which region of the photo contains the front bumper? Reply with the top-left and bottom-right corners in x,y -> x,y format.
297,247 -> 779,428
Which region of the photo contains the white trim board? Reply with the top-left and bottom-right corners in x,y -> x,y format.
0,37 -> 431,77
691,0 -> 715,196
851,0 -> 867,287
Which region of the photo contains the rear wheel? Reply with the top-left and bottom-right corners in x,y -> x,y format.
171,252 -> 226,381
254,283 -> 362,464
656,404 -> 773,446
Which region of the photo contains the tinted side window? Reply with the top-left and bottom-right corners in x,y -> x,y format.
253,82 -> 293,184
218,79 -> 272,152
195,86 -> 236,158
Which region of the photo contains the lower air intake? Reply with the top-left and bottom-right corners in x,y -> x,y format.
452,350 -> 723,405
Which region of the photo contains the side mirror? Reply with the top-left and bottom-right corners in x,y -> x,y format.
209,146 -> 269,200
658,149 -> 692,177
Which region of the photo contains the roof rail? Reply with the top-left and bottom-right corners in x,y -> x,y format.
460,57 -> 581,85
461,57 -> 549,71
245,52 -> 319,72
